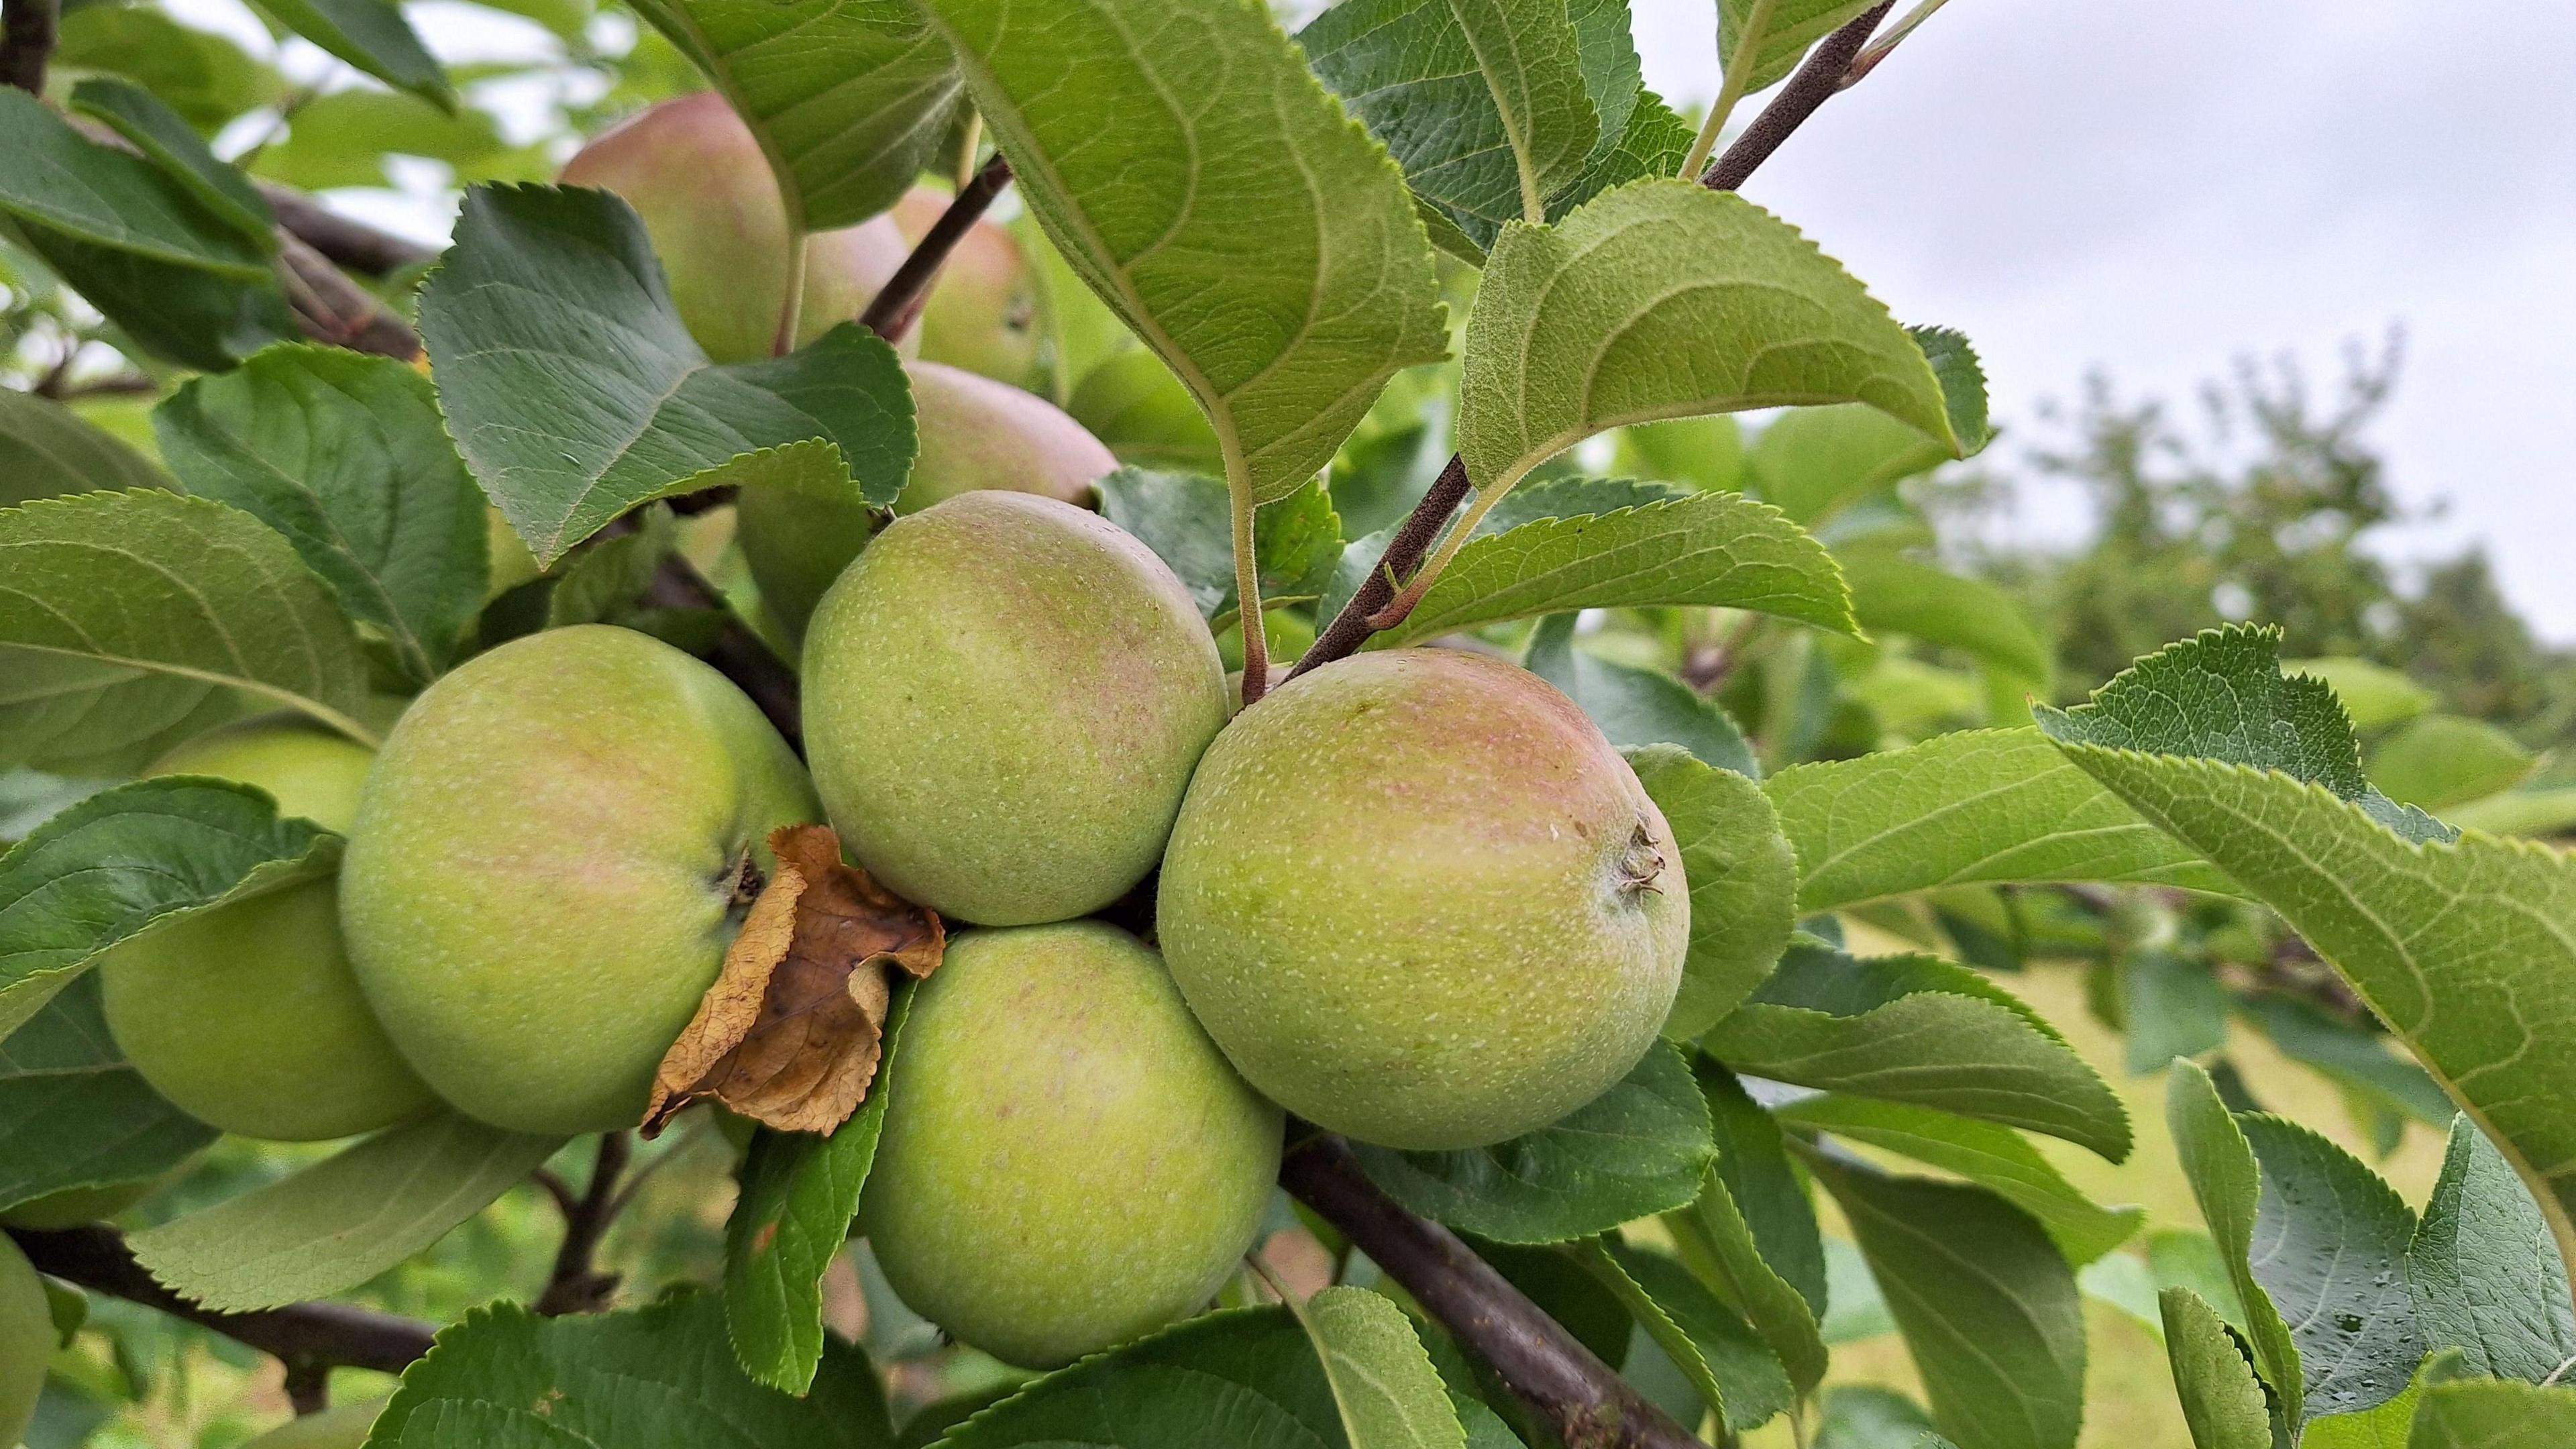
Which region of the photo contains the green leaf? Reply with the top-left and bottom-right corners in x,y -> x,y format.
1456,179 -> 1955,498
0,90 -> 270,278
1837,549 -> 2052,687
2041,629 -> 2576,1288
1348,1041 -> 1714,1244
2367,714 -> 2540,810
2159,1287 -> 2277,1449
2408,1379 -> 2576,1447
913,0 -> 1449,506
418,184 -> 915,565
1317,475 -> 1694,627
0,973 -> 216,1217
372,1291 -> 891,1449
2123,948 -> 2229,1077
2237,995 -> 2453,1130
2407,1118 -> 2576,1385
725,985 -> 915,1393
1299,0 -> 1628,250
1613,414 -> 1744,494
1718,0 -> 1880,95
2237,1113 -> 2427,1418
1810,1159 -> 2088,1449
1373,490 -> 1856,648
250,90 -> 541,193
52,8 -> 284,134
1813,1385 -> 1955,1448
937,1305 -> 1363,1448
0,776 -> 339,1038
2167,1061 -> 2307,1424
1623,743 -> 1795,1036
1095,470 -> 1344,621
67,80 -> 274,248
1765,727 -> 2238,914
2446,788 -> 2576,840
2036,625 -> 2451,845
1295,1286 -> 1468,1449
629,0 -> 963,230
156,345 -> 489,685
1908,325 -> 1992,457
247,0 -> 451,107
127,1111 -> 561,1310
2286,658 -> 2432,733
1531,616 -> 1758,778
1568,1238 -> 1790,1432
1749,400 -> 1952,525
1776,1095 -> 2143,1265
0,490 -> 378,761
1663,1063 -> 1829,1393
11,225 -> 296,374
0,388 -> 171,506
1704,941 -> 2132,1160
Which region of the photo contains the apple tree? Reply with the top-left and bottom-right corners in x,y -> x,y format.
3,1 -> 2575,1447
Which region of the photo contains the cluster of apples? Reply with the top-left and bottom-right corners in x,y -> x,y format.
68,95 -> 1693,1376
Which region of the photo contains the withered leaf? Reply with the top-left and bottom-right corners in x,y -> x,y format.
644,824 -> 943,1136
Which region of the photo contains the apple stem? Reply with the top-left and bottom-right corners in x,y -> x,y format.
860,154 -> 1014,345
772,230 -> 810,358
1234,478 -> 1271,704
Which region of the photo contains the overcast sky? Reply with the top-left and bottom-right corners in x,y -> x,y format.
1628,0 -> 2576,637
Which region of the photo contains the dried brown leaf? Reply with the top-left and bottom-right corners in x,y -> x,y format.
643,824 -> 943,1136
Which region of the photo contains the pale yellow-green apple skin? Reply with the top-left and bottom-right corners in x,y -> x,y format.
99,716 -> 438,1141
859,921 -> 1281,1368
340,625 -> 820,1136
802,492 -> 1224,926
0,1233 -> 49,1449
1158,650 -> 1690,1150
892,185 -> 1040,386
561,93 -> 910,364
735,360 -> 1117,641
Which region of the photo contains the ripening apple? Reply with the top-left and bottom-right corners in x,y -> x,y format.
802,492 -> 1224,926
561,93 -> 910,365
1,1234 -> 50,1449
340,625 -> 820,1136
859,920 -> 1281,1368
1157,649 -> 1690,1150
97,716 -> 439,1142
891,184 -> 1040,386
733,360 -> 1116,639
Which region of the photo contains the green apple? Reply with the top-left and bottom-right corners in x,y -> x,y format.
802,493 -> 1224,926
892,184 -> 1040,386
340,625 -> 820,1136
1157,649 -> 1690,1150
561,93 -> 910,365
241,1399 -> 386,1448
1,1234 -> 50,1449
98,716 -> 439,1142
860,920 -> 1281,1368
735,360 -> 1117,640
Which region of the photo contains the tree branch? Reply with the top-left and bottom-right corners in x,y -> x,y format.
259,185 -> 439,276
1,0 -> 57,95
1699,3 -> 1893,192
7,1225 -> 437,1375
534,1132 -> 630,1316
1281,1136 -> 1705,1449
276,231 -> 421,361
644,556 -> 803,752
1286,3 -> 1898,682
859,154 -> 1013,343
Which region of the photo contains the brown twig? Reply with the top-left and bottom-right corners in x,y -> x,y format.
1699,3 -> 1894,192
275,232 -> 421,361
1292,6 -> 1895,682
644,556 -> 803,752
7,1226 -> 437,1375
533,1132 -> 631,1316
282,1360 -> 331,1415
1,0 -> 56,95
259,184 -> 439,276
1281,1137 -> 1705,1449
859,154 -> 1012,343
